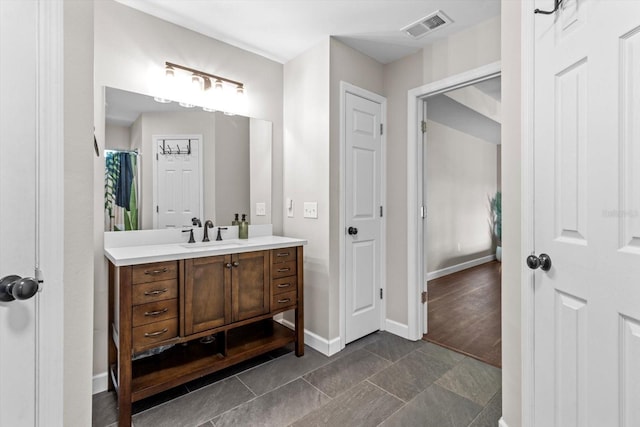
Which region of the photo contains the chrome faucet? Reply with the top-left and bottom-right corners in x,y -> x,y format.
203,220 -> 214,242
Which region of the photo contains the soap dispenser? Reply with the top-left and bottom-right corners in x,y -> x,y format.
238,213 -> 249,239
232,213 -> 239,226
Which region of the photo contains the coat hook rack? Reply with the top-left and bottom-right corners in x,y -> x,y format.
159,139 -> 192,156
534,0 -> 564,15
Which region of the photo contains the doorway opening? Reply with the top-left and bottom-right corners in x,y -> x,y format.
421,76 -> 502,367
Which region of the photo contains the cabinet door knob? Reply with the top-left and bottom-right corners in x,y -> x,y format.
225,263 -> 233,269
232,261 -> 240,267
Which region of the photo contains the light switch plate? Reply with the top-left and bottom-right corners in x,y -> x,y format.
303,202 -> 318,219
256,202 -> 266,216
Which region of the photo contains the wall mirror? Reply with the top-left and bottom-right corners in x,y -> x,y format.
104,87 -> 272,231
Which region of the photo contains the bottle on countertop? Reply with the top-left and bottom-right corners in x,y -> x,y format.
232,213 -> 240,226
239,213 -> 249,239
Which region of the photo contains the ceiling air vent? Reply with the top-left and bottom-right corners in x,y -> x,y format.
402,10 -> 453,39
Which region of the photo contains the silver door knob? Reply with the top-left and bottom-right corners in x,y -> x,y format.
526,253 -> 552,272
0,275 -> 39,302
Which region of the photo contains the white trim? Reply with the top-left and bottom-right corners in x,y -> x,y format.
407,61 -> 502,341
152,134 -> 204,229
277,319 -> 341,356
499,417 -> 510,427
36,0 -> 64,425
521,1 -> 536,426
92,373 -> 109,395
339,81 -> 387,350
384,319 -> 410,339
426,255 -> 497,281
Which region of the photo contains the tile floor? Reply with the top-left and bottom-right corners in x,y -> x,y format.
93,332 -> 501,427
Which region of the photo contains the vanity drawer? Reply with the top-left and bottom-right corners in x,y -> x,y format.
132,261 -> 178,284
272,276 -> 297,296
132,299 -> 178,327
132,318 -> 178,351
132,279 -> 178,305
271,290 -> 297,312
272,261 -> 296,279
271,248 -> 296,264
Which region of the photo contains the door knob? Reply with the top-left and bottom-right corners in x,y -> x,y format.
526,253 -> 552,272
0,275 -> 39,302
348,227 -> 358,235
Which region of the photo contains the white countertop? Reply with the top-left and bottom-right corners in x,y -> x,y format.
105,235 -> 307,267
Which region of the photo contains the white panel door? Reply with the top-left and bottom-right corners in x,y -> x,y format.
156,138 -> 202,228
533,1 -> 640,425
0,1 -> 37,425
345,92 -> 383,343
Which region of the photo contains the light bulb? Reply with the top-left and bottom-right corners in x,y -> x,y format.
179,102 -> 195,108
236,85 -> 244,96
202,107 -> 216,112
153,97 -> 172,104
214,79 -> 223,92
191,74 -> 202,91
165,65 -> 175,79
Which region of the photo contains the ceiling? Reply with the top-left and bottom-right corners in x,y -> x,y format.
115,0 -> 500,64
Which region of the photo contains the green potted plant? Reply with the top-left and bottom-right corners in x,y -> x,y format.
490,191 -> 502,261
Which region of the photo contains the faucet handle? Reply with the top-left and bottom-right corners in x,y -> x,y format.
216,227 -> 228,241
191,217 -> 202,227
182,228 -> 195,243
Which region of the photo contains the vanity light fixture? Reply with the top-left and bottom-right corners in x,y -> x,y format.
165,61 -> 245,97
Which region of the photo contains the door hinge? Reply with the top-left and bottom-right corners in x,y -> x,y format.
380,123 -> 384,135
380,288 -> 383,299
156,205 -> 159,213
420,206 -> 426,219
380,206 -> 383,217
421,120 -> 427,133
156,153 -> 159,161
421,291 -> 428,304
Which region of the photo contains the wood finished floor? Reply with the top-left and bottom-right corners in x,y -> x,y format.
424,261 -> 501,368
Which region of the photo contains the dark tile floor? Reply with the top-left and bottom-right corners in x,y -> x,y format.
93,332 -> 501,427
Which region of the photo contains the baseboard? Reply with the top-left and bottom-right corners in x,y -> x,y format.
498,417 -> 508,427
277,318 -> 341,357
426,254 -> 496,281
384,319 -> 410,339
93,372 -> 108,395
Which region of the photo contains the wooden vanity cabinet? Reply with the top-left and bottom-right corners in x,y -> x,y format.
108,245 -> 304,427
183,255 -> 231,335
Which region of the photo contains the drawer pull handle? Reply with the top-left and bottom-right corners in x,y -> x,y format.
144,328 -> 168,338
276,252 -> 289,257
144,267 -> 168,275
277,268 -> 291,273
144,288 -> 168,296
144,308 -> 169,317
277,298 -> 291,304
277,283 -> 291,288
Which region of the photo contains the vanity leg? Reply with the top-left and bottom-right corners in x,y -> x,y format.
295,247 -> 304,356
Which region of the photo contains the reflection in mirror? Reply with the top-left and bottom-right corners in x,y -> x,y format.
104,87 -> 272,231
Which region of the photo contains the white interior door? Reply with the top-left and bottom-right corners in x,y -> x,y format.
155,137 -> 203,228
533,1 -> 640,425
0,1 -> 38,424
345,91 -> 384,344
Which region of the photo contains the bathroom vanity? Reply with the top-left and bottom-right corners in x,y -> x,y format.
105,234 -> 305,427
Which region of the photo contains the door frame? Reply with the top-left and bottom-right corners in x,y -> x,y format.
35,0 -> 65,424
339,81 -> 387,351
406,61 -> 502,342
152,134 -> 204,229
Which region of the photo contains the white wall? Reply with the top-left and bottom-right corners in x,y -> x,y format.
215,114 -> 250,225
426,120 -> 498,272
382,51 -> 424,325
283,40 -> 331,338
93,0 -> 283,383
501,1 -> 522,425
64,0 -> 94,424
250,118 -> 273,225
105,123 -> 131,150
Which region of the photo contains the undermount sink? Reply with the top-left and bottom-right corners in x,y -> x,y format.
180,240 -> 246,250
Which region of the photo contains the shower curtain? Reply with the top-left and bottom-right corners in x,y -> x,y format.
105,151 -> 139,231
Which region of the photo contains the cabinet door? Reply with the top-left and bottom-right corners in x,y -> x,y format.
184,255 -> 232,335
231,250 -> 270,322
